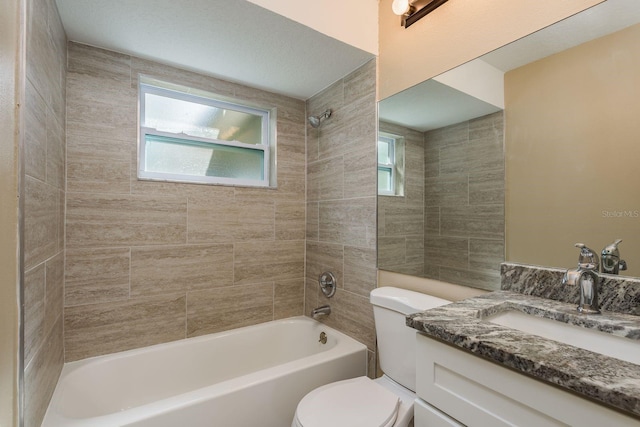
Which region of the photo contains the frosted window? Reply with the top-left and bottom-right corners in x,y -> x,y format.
139,82 -> 272,187
144,135 -> 264,181
378,139 -> 392,164
378,168 -> 393,193
144,94 -> 263,145
378,135 -> 396,195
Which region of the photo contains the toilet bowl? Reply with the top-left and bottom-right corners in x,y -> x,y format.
292,287 -> 451,427
291,375 -> 415,427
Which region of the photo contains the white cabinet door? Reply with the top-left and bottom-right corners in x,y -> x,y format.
415,334 -> 640,427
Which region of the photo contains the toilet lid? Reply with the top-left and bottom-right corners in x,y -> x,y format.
295,376 -> 400,427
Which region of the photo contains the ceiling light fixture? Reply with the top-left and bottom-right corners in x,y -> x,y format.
392,0 -> 449,28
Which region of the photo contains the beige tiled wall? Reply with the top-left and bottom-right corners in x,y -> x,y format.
64,42 -> 307,362
22,0 -> 67,425
378,121 -> 426,276
423,112 -> 505,290
305,60 -> 378,376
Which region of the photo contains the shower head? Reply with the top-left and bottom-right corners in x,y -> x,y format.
308,109 -> 332,128
308,115 -> 321,128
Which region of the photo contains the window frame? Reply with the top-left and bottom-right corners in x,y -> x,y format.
138,81 -> 272,187
377,134 -> 397,196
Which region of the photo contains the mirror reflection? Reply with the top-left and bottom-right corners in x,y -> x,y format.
378,0 -> 640,290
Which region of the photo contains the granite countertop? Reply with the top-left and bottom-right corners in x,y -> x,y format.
407,290 -> 640,418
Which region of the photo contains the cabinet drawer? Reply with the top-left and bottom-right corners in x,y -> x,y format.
415,398 -> 464,427
416,334 -> 639,427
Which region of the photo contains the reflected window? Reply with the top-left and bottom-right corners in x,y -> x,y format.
378,133 -> 403,196
139,80 -> 272,187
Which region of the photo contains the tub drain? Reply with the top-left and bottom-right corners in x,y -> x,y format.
318,332 -> 327,344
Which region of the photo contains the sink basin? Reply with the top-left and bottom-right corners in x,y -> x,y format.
486,310 -> 640,365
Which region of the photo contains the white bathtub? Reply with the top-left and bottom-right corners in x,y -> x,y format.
42,316 -> 367,427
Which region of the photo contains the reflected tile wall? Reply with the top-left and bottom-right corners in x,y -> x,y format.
22,0 -> 67,425
305,60 -> 378,369
64,42 -> 306,361
378,121 -> 426,276
423,112 -> 505,290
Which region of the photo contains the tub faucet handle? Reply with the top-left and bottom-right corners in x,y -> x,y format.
318,272 -> 337,298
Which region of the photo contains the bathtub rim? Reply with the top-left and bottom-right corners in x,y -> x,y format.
43,316 -> 368,427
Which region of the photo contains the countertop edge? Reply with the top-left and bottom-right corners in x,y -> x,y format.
407,291 -> 640,419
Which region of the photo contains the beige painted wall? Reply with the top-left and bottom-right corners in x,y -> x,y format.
378,0 -> 604,100
0,0 -> 21,424
505,23 -> 640,275
247,0 -> 378,54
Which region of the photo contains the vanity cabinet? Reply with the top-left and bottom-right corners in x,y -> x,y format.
415,334 -> 640,427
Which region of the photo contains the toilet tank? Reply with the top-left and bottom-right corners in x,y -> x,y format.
370,287 -> 450,392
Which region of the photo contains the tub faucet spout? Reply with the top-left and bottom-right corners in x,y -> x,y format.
311,305 -> 331,319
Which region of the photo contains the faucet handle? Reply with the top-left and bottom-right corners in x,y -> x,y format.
619,259 -> 628,271
562,268 -> 580,286
574,243 -> 599,270
601,239 -> 623,258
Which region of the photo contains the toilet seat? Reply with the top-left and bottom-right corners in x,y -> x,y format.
293,376 -> 400,427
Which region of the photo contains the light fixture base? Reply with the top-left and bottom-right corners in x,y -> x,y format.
398,0 -> 449,28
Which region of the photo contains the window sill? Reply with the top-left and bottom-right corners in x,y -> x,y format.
137,176 -> 277,190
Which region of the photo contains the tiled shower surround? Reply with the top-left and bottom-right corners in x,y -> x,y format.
22,0 -> 67,425
64,43 -> 378,374
378,112 -> 505,291
304,60 -> 378,375
18,27 -> 377,424
64,42 -> 308,361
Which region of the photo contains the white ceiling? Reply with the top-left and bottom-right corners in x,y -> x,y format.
379,0 -> 640,132
55,0 -> 375,100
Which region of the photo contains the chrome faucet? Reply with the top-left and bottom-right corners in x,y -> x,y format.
601,239 -> 627,275
562,243 -> 601,314
310,305 -> 331,319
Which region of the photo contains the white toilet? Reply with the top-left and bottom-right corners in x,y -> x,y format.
292,287 -> 451,427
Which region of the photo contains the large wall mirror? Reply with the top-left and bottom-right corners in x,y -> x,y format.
377,0 -> 640,290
